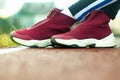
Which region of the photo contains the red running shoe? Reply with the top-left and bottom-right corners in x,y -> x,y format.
51,10 -> 117,48
10,8 -> 76,47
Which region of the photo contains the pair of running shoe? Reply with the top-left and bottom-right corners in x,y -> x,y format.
10,8 -> 117,48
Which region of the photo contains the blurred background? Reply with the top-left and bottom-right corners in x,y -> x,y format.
0,0 -> 78,34
0,0 -> 119,48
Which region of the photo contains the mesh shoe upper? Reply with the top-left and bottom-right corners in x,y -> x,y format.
53,10 -> 112,40
12,8 -> 76,40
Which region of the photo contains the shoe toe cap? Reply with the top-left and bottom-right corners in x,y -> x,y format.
10,31 -> 32,40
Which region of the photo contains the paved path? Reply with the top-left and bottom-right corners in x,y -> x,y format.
0,48 -> 120,80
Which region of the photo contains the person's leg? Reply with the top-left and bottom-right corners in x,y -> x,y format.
101,0 -> 120,19
62,0 -> 118,21
52,10 -> 117,48
52,0 -> 119,48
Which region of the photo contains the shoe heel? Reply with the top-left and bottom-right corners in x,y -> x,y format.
95,33 -> 117,48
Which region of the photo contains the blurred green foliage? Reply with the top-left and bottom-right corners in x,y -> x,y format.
0,34 -> 18,48
0,18 -> 15,34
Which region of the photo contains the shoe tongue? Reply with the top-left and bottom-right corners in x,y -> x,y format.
47,8 -> 61,18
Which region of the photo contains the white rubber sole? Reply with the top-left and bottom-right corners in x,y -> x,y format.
11,37 -> 52,48
51,33 -> 117,48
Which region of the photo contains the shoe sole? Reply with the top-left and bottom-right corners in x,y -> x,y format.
51,34 -> 117,48
10,35 -> 52,48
